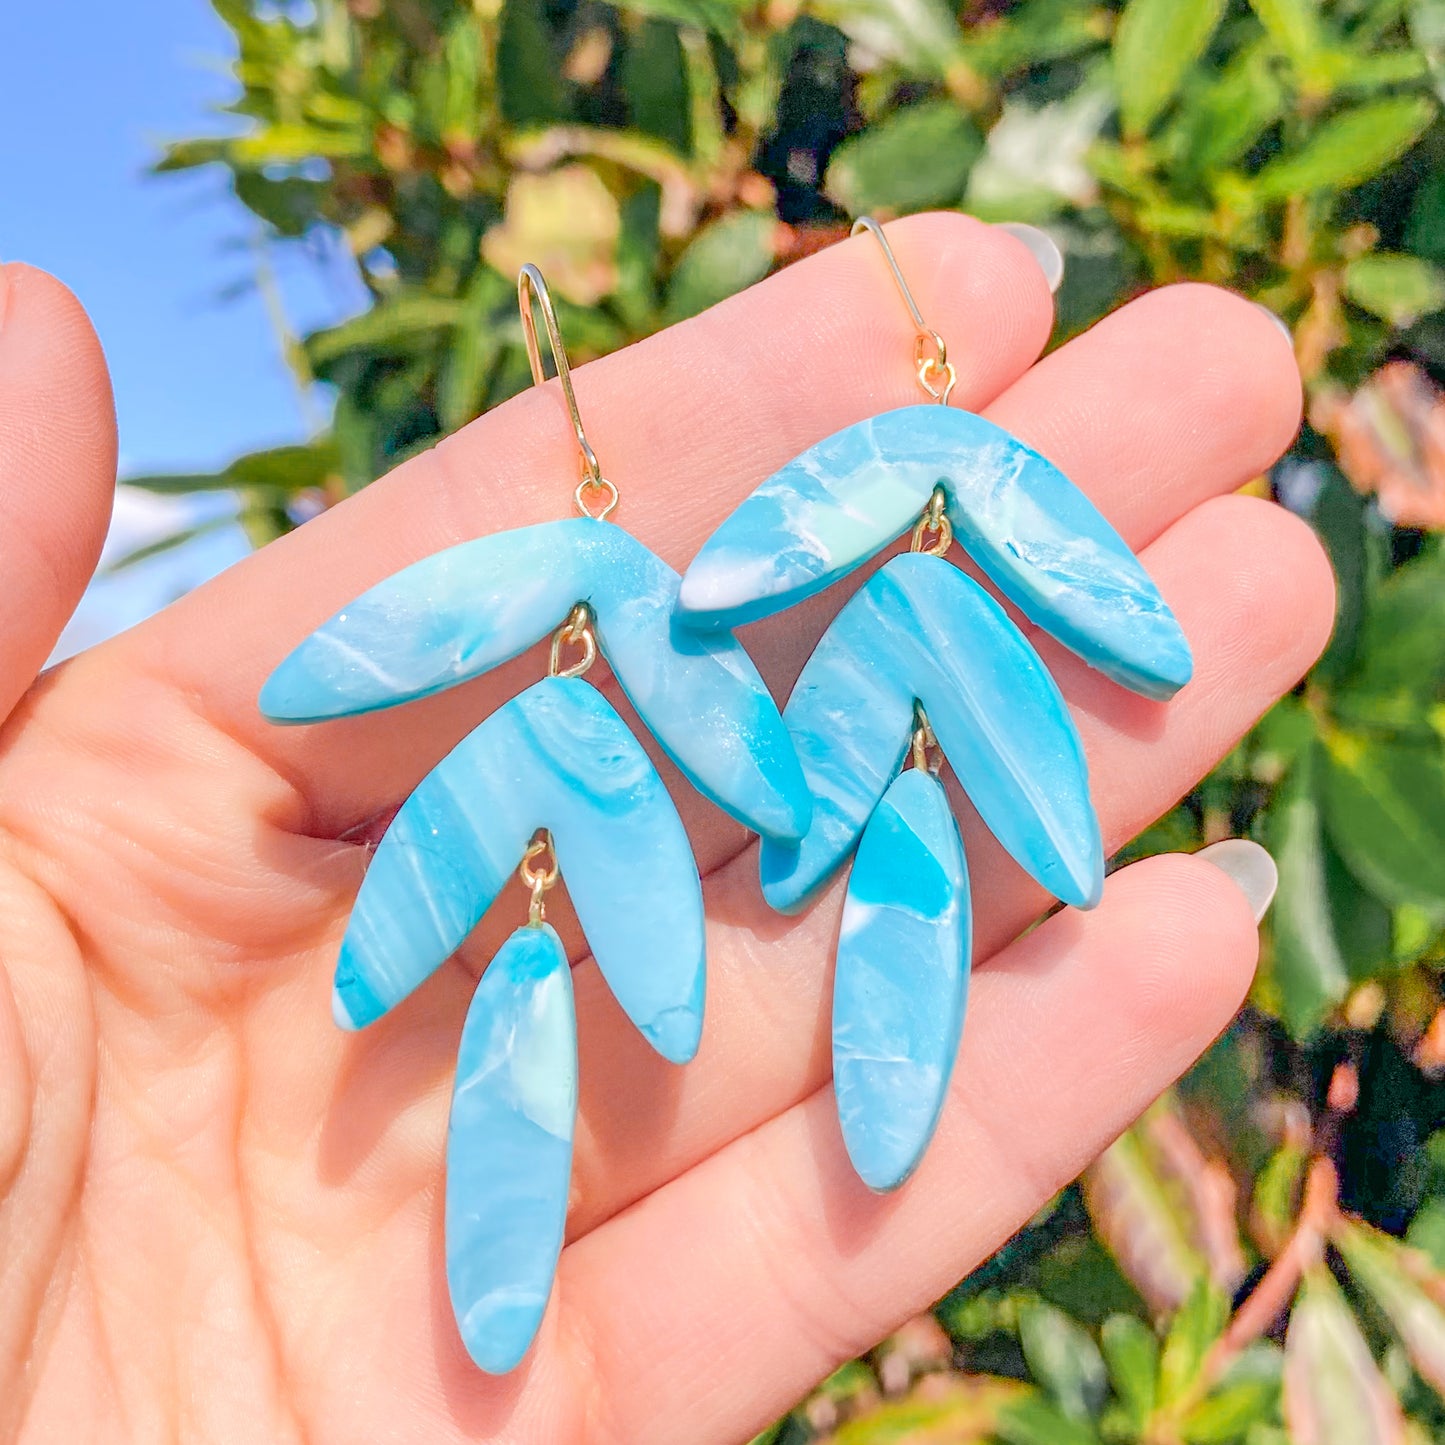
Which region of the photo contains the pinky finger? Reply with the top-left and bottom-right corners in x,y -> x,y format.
563,852 -> 1265,1445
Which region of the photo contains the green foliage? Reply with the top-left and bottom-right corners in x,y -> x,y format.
152,0 -> 1445,1437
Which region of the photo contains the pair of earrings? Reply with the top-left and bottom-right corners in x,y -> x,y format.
261,220 -> 1191,1375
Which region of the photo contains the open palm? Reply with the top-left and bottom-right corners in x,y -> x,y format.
0,216 -> 1332,1444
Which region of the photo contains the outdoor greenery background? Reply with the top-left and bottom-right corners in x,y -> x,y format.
133,0 -> 1445,1439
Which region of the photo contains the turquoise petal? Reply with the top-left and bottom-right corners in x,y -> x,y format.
760,552 -> 1102,913
676,404 -> 1191,700
446,922 -> 575,1374
260,517 -> 809,842
334,675 -> 705,1063
834,768 -> 970,1192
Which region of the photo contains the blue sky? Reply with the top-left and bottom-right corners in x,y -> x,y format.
0,0 -> 365,653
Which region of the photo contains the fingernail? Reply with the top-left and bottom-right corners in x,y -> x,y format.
1195,839 -> 1278,923
995,222 -> 1064,294
1252,301 -> 1293,347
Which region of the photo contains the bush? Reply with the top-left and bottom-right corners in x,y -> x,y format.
145,1 -> 1445,1438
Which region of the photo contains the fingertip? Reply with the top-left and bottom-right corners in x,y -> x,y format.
1108,849 -> 1262,1034
1125,282 -> 1303,461
1181,492 -> 1336,683
884,209 -> 1056,364
0,262 -> 117,691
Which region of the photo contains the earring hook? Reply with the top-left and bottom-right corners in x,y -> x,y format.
517,263 -> 619,519
850,217 -> 957,405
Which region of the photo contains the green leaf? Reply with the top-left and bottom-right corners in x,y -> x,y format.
1018,1301 -> 1108,1422
966,88 -> 1113,221
663,210 -> 774,323
1254,695 -> 1320,777
622,19 -> 692,155
1407,1201 -> 1445,1270
104,515 -> 238,575
1100,1314 -> 1159,1427
1320,733 -> 1445,910
613,182 -> 664,330
305,294 -> 464,371
228,122 -> 368,166
824,100 -> 981,215
437,268 -> 511,431
122,471 -> 242,497
1255,96 -> 1436,198
1326,47 -> 1431,96
1246,0 -> 1324,70
124,439 -> 342,500
1406,170 -> 1445,263
441,14 -> 483,142
497,0 -> 566,126
808,0 -> 966,79
1309,465 -> 1381,684
959,0 -> 1103,78
1344,544 -> 1445,707
994,1388 -> 1102,1445
829,1375 -> 1026,1443
1411,0 -> 1445,102
1286,1268 -> 1409,1443
607,0 -> 744,38
1335,1219 -> 1445,1399
1159,1278 -> 1230,1407
1344,254 -> 1445,327
1265,740 -> 1394,1036
1114,0 -> 1228,138
1265,745 -> 1353,1034
157,121 -> 368,171
231,172 -> 325,237
1182,1343 -> 1283,1444
1245,1428 -> 1291,1445
1167,42 -> 1285,173
1252,1143 -> 1309,1255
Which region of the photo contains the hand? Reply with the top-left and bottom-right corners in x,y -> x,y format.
0,216 -> 1331,1444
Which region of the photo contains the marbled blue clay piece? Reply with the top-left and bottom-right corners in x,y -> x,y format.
834,768 -> 970,1192
334,675 -> 705,1063
760,552 -> 1102,914
447,922 -> 576,1374
259,517 -> 810,843
676,404 -> 1192,701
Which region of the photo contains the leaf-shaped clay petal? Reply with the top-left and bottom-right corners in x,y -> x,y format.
834,768 -> 970,1192
677,404 -> 1191,699
760,552 -> 1102,914
260,517 -> 810,842
333,675 -> 705,1063
447,922 -> 576,1375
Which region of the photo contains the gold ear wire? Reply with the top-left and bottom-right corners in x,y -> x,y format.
850,217 -> 957,405
517,263 -> 619,519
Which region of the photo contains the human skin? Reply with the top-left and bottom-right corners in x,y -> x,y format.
0,213 -> 1332,1443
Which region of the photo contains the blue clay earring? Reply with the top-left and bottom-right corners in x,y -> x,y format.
260,266 -> 810,1373
675,219 -> 1193,1193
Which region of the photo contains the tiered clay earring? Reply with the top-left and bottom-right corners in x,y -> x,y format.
674,219 -> 1192,1192
260,265 -> 809,1372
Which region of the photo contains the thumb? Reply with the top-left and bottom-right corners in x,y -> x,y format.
0,263 -> 116,717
